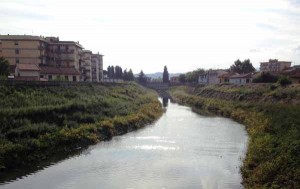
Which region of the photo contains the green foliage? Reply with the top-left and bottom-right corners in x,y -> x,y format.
123,69 -> 135,81
163,65 -> 169,83
0,83 -> 163,172
138,70 -> 147,84
0,57 -> 10,76
277,76 -> 292,86
230,59 -> 255,74
253,72 -> 279,83
169,86 -> 300,188
179,74 -> 186,83
185,68 -> 205,83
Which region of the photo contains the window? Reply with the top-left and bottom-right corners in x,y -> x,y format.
15,42 -> 19,45
40,75 -> 44,78
65,75 -> 68,81
73,76 -> 77,81
16,58 -> 19,64
15,49 -> 20,54
48,75 -> 52,80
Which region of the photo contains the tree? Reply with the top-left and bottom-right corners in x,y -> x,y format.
111,66 -> 115,79
252,72 -> 278,83
128,69 -> 134,81
138,70 -> 147,84
163,66 -> 169,83
107,66 -> 112,78
123,69 -> 128,80
0,57 -> 10,76
230,59 -> 255,74
179,74 -> 186,83
185,68 -> 205,83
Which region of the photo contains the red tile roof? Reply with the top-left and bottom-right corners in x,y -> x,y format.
17,64 -> 40,71
40,66 -> 80,75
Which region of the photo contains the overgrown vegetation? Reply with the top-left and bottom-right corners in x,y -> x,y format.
169,85 -> 300,189
0,83 -> 163,173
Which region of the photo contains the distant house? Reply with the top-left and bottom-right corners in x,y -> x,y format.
198,70 -> 228,84
229,73 -> 253,84
218,73 -> 238,83
260,59 -> 291,73
40,66 -> 81,81
15,63 -> 40,80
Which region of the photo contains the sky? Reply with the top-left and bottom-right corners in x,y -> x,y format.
1,0 -> 300,73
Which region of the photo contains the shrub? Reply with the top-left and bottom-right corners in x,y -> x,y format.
253,72 -> 278,83
277,76 -> 292,86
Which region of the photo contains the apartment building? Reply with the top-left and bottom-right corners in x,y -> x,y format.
0,35 -> 104,82
260,59 -> 291,72
91,53 -> 103,82
0,35 -> 47,65
44,37 -> 83,69
80,50 -> 92,82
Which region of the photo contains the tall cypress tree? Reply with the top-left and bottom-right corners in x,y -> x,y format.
163,65 -> 169,83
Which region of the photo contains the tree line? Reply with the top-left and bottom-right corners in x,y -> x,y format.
106,65 -> 135,81
178,59 -> 256,83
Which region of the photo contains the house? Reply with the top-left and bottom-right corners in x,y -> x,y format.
229,73 -> 253,84
218,73 -> 238,83
198,70 -> 228,84
198,73 -> 208,84
40,65 -> 80,81
15,63 -> 40,80
260,59 -> 291,73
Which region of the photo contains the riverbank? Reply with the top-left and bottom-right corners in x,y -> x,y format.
0,83 -> 163,175
169,84 -> 300,189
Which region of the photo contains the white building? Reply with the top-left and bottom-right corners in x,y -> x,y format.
229,73 -> 252,84
198,70 -> 228,84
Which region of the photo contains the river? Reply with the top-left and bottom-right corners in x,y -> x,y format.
0,99 -> 248,189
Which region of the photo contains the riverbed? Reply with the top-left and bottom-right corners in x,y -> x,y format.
0,99 -> 248,189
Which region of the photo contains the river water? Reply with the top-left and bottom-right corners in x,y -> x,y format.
0,99 -> 248,189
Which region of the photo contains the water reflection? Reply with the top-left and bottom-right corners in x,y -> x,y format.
162,97 -> 169,107
0,100 -> 248,189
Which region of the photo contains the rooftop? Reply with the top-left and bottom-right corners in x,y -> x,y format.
17,63 -> 40,71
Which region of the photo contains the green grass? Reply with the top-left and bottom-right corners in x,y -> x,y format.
169,85 -> 300,189
0,83 -> 163,172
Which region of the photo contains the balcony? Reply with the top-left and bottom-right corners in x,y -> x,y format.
55,49 -> 75,54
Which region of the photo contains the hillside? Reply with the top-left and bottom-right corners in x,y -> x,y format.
0,83 -> 163,174
169,84 -> 300,188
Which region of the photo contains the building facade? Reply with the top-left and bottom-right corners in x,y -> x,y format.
260,59 -> 291,72
198,70 -> 228,84
0,35 -> 104,82
229,73 -> 253,84
91,53 -> 103,82
80,50 -> 92,82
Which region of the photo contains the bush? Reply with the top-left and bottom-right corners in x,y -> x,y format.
253,72 -> 278,83
277,76 -> 292,86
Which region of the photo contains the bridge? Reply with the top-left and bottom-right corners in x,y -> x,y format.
144,82 -> 181,98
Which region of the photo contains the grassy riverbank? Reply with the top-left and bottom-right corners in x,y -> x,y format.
169,84 -> 300,189
0,83 -> 163,173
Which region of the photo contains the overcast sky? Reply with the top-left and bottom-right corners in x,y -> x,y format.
1,0 -> 300,73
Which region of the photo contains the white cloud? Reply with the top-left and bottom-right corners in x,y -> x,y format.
1,0 -> 300,73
